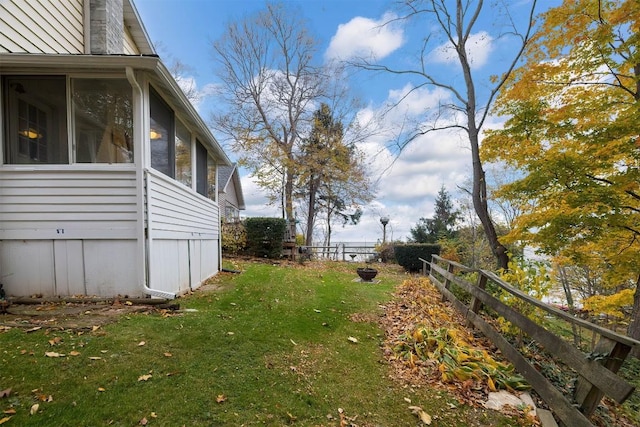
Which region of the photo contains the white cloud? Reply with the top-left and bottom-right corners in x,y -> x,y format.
432,31 -> 494,69
325,12 -> 404,62
238,81 -> 476,244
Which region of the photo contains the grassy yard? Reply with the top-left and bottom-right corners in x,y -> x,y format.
1,260 -> 523,426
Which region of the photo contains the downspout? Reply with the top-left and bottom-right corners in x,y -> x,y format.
126,66 -> 176,300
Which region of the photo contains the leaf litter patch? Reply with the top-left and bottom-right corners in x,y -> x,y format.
379,277 -> 539,424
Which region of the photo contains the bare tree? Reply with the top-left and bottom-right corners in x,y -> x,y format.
210,3 -> 324,221
355,0 -> 537,269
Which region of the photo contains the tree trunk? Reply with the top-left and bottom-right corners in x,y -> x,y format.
628,274 -> 640,358
469,130 -> 510,270
284,168 -> 294,221
305,176 -> 319,246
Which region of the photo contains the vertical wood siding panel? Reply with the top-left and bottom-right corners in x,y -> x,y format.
83,240 -> 137,296
0,240 -> 55,296
53,240 -> 85,295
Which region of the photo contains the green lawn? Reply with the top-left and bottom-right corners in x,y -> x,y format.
1,260 -> 521,426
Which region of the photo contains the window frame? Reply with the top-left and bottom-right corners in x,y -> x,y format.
2,73 -> 137,168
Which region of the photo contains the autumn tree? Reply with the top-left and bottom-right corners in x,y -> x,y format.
356,0 -> 538,269
297,103 -> 373,246
409,185 -> 460,243
483,0 -> 640,348
211,3 -> 324,220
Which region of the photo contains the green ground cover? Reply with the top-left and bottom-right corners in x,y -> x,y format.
1,260 -> 523,426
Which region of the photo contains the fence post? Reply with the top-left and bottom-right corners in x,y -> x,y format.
574,337 -> 632,417
442,261 -> 455,302
467,274 -> 487,328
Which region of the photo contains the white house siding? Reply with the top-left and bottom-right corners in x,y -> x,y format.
0,0 -> 84,54
123,25 -> 139,54
0,168 -> 139,297
146,170 -> 220,295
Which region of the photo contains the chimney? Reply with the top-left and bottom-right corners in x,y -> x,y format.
89,0 -> 124,54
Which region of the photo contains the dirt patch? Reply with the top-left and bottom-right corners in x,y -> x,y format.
0,301 -> 155,331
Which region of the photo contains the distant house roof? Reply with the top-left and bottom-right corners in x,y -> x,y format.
219,164 -> 246,210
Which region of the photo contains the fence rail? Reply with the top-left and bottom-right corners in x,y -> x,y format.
423,255 -> 639,427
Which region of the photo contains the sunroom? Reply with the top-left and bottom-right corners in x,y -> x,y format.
0,54 -> 230,298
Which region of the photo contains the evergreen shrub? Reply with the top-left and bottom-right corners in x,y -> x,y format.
394,244 -> 441,272
245,217 -> 287,258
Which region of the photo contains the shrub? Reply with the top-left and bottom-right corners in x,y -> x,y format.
394,244 -> 441,272
221,220 -> 247,255
245,217 -> 287,259
375,242 -> 397,263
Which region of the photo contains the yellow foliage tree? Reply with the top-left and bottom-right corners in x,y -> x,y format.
483,0 -> 640,346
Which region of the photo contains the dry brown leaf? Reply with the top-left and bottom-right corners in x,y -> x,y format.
138,341 -> 146,346
347,336 -> 358,343
25,326 -> 42,333
69,351 -> 81,356
30,403 -> 39,415
91,325 -> 100,332
45,351 -> 65,358
3,409 -> 16,415
89,356 -> 102,360
0,416 -> 11,425
163,352 -> 173,357
0,388 -> 11,399
48,337 -> 62,346
408,406 -> 432,425
138,374 -> 152,382
98,387 -> 106,392
139,416 -> 148,425
216,394 -> 226,403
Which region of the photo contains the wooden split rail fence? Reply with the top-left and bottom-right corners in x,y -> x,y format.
421,255 -> 640,427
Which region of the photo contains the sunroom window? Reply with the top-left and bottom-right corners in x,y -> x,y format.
175,119 -> 192,187
195,139 -> 216,201
3,75 -> 134,165
149,88 -> 174,177
73,78 -> 133,163
3,76 -> 68,164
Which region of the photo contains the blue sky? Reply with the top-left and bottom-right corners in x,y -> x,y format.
134,0 -> 557,244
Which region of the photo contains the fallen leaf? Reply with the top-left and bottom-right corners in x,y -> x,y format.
404,397 -> 412,403
125,301 -> 133,306
0,416 -> 11,425
97,387 -> 106,392
408,406 -> 432,425
91,326 -> 100,332
45,351 -> 65,358
163,352 -> 172,357
138,374 -> 152,382
89,357 -> 102,360
0,389 -> 10,398
30,403 -> 39,415
139,417 -> 148,425
25,326 -> 42,333
3,409 -> 16,415
290,339 -> 297,346
69,351 -> 81,356
347,336 -> 359,343
48,337 -> 62,346
227,332 -> 234,335
314,309 -> 321,313
150,412 -> 157,418
138,341 -> 146,346
216,394 -> 226,403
